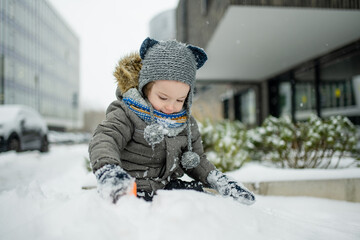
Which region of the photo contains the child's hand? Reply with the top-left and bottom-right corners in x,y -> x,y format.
95,164 -> 136,203
225,181 -> 255,205
207,170 -> 256,205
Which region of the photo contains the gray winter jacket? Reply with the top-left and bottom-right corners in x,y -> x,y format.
89,89 -> 216,193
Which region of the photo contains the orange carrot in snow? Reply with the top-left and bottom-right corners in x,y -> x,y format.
130,182 -> 137,196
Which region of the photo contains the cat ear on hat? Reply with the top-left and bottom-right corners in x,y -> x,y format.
140,37 -> 159,59
187,45 -> 208,69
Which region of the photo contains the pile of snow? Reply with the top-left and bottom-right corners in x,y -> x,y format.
0,144 -> 359,240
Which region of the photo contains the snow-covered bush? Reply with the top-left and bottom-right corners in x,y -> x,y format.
199,115 -> 359,170
198,119 -> 251,172
249,115 -> 359,168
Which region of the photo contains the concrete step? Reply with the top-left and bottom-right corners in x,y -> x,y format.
243,178 -> 360,202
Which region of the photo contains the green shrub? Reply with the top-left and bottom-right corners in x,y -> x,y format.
199,119 -> 251,172
199,115 -> 359,170
249,115 -> 359,168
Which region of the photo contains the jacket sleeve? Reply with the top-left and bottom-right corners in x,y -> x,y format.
185,116 -> 216,186
88,101 -> 134,173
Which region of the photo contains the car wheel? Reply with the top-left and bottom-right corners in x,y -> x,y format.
8,137 -> 21,152
40,135 -> 49,153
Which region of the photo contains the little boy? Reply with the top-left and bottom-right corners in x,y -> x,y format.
89,37 -> 255,204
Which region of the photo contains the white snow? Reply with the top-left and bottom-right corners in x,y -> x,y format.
0,144 -> 360,240
228,160 -> 360,183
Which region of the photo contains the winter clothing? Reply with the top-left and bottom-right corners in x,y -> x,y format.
138,38 -> 207,105
123,97 -> 187,128
89,48 -> 216,195
89,88 -> 215,194
207,170 -> 255,205
138,38 -> 207,170
95,164 -> 135,203
164,179 -> 204,192
89,37 -> 255,205
139,179 -> 204,202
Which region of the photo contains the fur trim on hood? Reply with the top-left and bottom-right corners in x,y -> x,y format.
113,53 -> 142,95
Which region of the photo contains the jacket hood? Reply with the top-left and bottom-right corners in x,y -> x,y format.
113,50 -> 200,170
113,53 -> 142,95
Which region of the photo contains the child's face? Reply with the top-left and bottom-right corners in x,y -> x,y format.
147,80 -> 190,114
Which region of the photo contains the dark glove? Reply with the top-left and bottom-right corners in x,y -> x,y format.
207,170 -> 256,205
95,164 -> 135,203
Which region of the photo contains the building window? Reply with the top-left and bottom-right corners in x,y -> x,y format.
320,80 -> 356,108
294,65 -> 317,120
223,98 -> 229,119
279,82 -> 291,118
241,89 -> 256,125
234,93 -> 241,121
295,82 -> 316,111
321,52 -> 360,110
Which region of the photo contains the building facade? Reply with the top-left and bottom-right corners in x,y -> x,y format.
149,9 -> 176,41
0,0 -> 80,130
177,0 -> 360,126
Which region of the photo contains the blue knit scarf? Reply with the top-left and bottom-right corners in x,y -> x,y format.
123,97 -> 187,128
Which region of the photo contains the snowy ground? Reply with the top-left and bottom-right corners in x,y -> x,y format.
0,144 -> 359,240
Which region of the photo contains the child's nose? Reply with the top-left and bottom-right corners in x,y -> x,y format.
164,103 -> 175,114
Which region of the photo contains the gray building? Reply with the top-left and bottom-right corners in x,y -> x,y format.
0,0 -> 80,130
149,9 -> 176,41
177,0 -> 360,126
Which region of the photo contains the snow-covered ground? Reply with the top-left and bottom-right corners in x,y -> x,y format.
229,159 -> 360,182
0,144 -> 359,240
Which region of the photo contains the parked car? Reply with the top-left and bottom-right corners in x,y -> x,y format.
0,105 -> 49,153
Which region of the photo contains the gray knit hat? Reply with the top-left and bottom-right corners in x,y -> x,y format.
139,38 -> 207,106
138,37 -> 207,169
